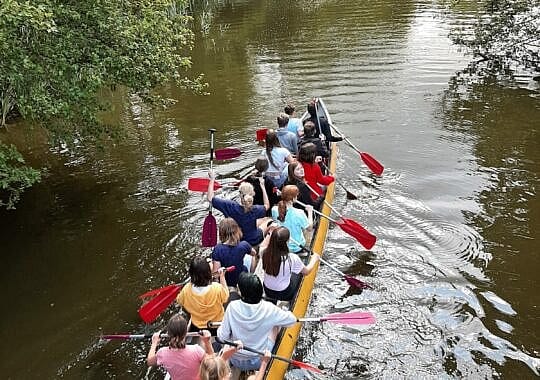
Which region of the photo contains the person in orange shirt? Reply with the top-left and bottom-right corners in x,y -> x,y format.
177,256 -> 229,335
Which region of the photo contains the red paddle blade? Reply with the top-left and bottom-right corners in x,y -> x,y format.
138,285 -> 181,323
289,359 -> 323,373
202,212 -> 217,247
360,152 -> 384,176
214,148 -> 242,160
345,275 -> 372,290
188,177 -> 222,192
338,218 -> 376,250
139,284 -> 178,300
256,128 -> 268,141
323,311 -> 376,325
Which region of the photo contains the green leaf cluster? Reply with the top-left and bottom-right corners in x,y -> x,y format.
0,143 -> 41,209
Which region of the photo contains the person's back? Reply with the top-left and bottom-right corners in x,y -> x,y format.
284,103 -> 304,138
298,121 -> 328,159
276,113 -> 298,155
217,273 -> 297,370
306,99 -> 342,148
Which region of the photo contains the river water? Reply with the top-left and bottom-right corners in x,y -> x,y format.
0,0 -> 538,379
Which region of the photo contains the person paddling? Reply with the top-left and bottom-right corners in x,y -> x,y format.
298,142 -> 334,200
208,170 -> 272,247
261,227 -> 320,302
146,313 -> 213,380
285,162 -> 324,211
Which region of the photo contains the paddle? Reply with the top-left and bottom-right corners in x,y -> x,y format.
214,147 -> 242,160
295,200 -> 376,250
187,177 -> 241,192
210,311 -> 375,327
289,237 -> 371,290
256,128 -> 268,141
320,162 -> 358,200
327,122 -> 384,175
102,332 -> 202,340
138,266 -> 235,323
202,129 -> 218,247
215,338 -> 323,374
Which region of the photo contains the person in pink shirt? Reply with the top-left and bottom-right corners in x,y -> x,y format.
146,313 -> 213,380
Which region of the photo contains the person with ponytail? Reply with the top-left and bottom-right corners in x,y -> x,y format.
271,185 -> 313,254
146,313 -> 213,380
262,129 -> 295,188
208,170 -> 272,246
261,227 -> 320,301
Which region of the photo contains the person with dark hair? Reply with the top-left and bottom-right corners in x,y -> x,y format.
212,218 -> 257,286
276,112 -> 298,155
176,256 -> 229,333
261,129 -> 295,188
298,143 -> 334,199
285,162 -> 324,211
217,272 -> 297,371
261,227 -> 320,301
208,170 -> 273,246
297,120 -> 328,159
284,103 -> 303,138
244,157 -> 279,213
271,185 -> 313,253
146,313 -> 213,380
305,98 -> 342,147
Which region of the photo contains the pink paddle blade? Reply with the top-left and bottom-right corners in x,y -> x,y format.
360,152 -> 384,175
289,359 -> 323,373
322,311 -> 376,325
187,177 -> 222,192
338,218 -> 376,250
202,212 -> 217,247
256,128 -> 268,141
214,148 -> 242,160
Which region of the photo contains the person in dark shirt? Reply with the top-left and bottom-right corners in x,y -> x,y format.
297,121 -> 328,159
305,99 -> 343,148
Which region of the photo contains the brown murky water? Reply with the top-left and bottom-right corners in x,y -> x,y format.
1,1 -> 538,378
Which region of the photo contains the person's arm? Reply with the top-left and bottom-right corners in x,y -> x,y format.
207,170 -> 215,202
304,205 -> 313,231
200,330 -> 214,355
146,332 -> 161,366
259,176 -> 270,210
286,153 -> 295,163
257,350 -> 272,380
212,260 -> 221,274
301,253 -> 320,275
220,340 -> 243,361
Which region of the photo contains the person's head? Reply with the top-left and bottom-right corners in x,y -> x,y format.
287,162 -> 304,182
307,100 -> 317,118
189,256 -> 212,287
276,185 -> 299,222
218,218 -> 243,245
299,142 -> 317,163
166,313 -> 188,349
262,226 -> 290,276
237,272 -> 263,304
238,182 -> 255,212
199,355 -> 231,380
254,157 -> 269,174
277,113 -> 289,129
284,103 -> 295,116
303,121 -> 316,137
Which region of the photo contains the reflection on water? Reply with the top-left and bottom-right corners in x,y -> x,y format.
0,0 -> 539,378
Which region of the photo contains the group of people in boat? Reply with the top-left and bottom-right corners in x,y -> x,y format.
147,99 -> 343,380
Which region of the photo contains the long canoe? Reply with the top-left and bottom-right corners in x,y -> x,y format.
263,97 -> 337,379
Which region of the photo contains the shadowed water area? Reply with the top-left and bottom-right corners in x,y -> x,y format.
0,0 -> 539,378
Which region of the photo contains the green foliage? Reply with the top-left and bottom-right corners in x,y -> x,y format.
0,0 -> 206,141
0,143 -> 41,209
450,0 -> 540,76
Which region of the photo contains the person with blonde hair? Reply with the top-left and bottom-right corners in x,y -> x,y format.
212,218 -> 257,286
271,185 -> 313,254
146,313 -> 213,380
208,171 -> 272,246
261,227 -> 320,302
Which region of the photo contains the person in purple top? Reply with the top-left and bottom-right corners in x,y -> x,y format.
208,170 -> 273,246
212,218 -> 257,287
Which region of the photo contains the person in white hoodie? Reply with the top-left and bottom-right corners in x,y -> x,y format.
217,272 -> 297,371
